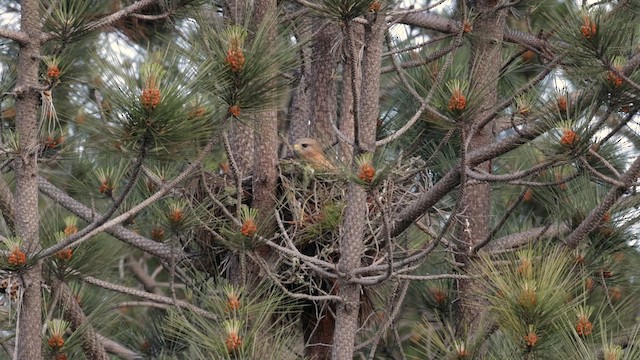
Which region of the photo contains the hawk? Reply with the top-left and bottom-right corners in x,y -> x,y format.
292,138 -> 337,172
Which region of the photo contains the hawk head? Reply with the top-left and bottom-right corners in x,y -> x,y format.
293,138 -> 336,171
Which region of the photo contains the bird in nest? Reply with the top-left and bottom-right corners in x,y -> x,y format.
292,138 -> 338,172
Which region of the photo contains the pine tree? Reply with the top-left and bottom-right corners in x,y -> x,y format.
1,1 -> 640,360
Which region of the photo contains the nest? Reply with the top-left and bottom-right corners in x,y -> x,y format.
188,155 -> 432,287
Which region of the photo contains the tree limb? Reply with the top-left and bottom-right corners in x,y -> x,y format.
51,278 -> 110,360
0,28 -> 29,44
37,176 -> 184,260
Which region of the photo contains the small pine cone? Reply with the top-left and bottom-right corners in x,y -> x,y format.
141,341 -> 151,351
456,347 -> 469,358
151,227 -> 165,241
358,163 -> 376,183
47,65 -> 61,79
225,332 -> 242,353
7,249 -> 27,266
580,18 -> 597,39
241,219 -> 257,237
369,0 -> 381,12
575,315 -> 593,336
64,225 -> 78,236
560,129 -> 579,147
99,181 -> 112,195
141,87 -> 161,110
585,277 -> 594,291
430,288 -> 447,305
518,259 -> 533,277
48,334 -> 65,349
225,48 -> 246,73
523,331 -> 539,347
55,249 -> 73,261
610,287 -> 622,302
521,50 -> 535,62
448,90 -> 466,112
168,210 -> 183,224
228,105 -> 241,117
55,354 -> 68,360
557,96 -> 568,111
189,106 -> 206,119
219,161 -> 231,175
523,189 -> 533,202
463,21 -> 472,33
227,296 -> 241,311
44,136 -> 57,149
606,71 -> 623,88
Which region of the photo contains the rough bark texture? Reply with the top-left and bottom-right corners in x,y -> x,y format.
53,279 -> 109,360
332,183 -> 367,360
287,17 -> 312,145
229,122 -> 255,176
332,14 -> 385,360
456,0 -> 505,331
294,18 -> 339,360
226,0 -> 254,175
251,0 -> 278,262
338,24 -> 363,164
309,20 -> 339,143
14,0 -> 44,358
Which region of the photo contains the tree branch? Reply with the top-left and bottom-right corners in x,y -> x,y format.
0,28 -> 29,44
38,176 -> 184,260
81,275 -> 217,320
566,155 -> 640,248
51,278 -> 109,360
81,0 -> 158,33
399,11 -> 548,50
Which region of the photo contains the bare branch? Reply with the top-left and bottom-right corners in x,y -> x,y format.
81,0 -> 158,33
487,224 -> 569,253
0,28 -> 28,44
465,159 -> 560,183
81,275 -> 217,320
391,117 -> 550,238
96,334 -> 141,360
566,155 -> 640,248
395,273 -> 472,281
399,12 -> 548,50
38,176 -> 184,260
40,138 -> 216,257
52,278 -> 109,360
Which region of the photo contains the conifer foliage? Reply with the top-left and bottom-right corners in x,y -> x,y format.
0,0 -> 640,359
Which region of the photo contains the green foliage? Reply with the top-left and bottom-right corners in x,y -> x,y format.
83,50 -> 217,159
161,280 -> 301,359
186,7 -> 298,122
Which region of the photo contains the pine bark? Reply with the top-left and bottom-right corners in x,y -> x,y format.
251,0 -> 278,258
287,17 -> 312,144
309,20 -> 339,142
456,0 -> 505,330
14,0 -> 43,358
332,14 -> 385,360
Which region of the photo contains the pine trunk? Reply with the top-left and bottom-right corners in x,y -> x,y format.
15,0 -> 43,358
456,0 -> 505,331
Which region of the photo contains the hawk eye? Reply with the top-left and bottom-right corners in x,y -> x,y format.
301,143 -> 309,148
